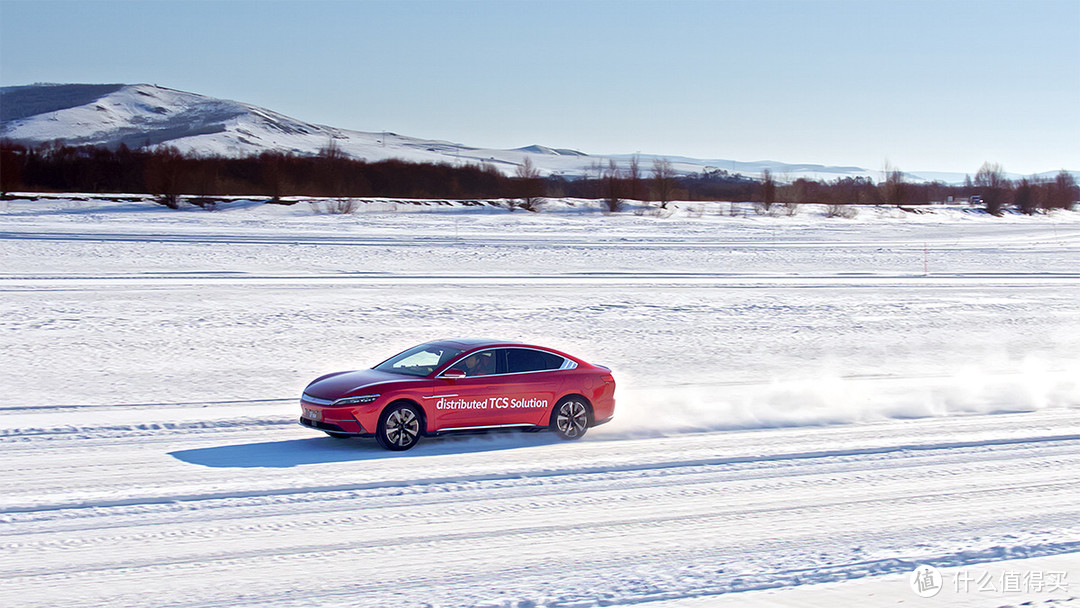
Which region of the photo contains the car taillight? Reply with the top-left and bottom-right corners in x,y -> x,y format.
601,375 -> 615,384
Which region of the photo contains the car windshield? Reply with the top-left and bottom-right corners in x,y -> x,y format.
373,342 -> 465,377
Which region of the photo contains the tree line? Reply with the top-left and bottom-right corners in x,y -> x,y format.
1,141 -> 1075,213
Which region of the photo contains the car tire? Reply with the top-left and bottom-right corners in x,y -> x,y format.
324,431 -> 352,439
551,397 -> 590,440
376,402 -> 423,451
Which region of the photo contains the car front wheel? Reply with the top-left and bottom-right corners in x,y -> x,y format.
551,397 -> 590,440
376,402 -> 423,451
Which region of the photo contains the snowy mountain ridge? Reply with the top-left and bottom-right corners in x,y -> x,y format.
0,83 -> 1069,184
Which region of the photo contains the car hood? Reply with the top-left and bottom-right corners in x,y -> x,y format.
304,369 -> 421,400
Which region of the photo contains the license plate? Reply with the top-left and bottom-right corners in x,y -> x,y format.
302,408 -> 322,421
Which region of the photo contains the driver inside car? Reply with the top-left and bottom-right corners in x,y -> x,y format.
460,351 -> 494,376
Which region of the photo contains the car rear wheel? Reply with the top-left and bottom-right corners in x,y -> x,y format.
376,402 -> 423,451
551,397 -> 590,440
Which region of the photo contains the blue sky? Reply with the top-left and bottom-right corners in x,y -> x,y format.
1,0 -> 1077,174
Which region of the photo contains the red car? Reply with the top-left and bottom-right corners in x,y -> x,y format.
299,339 -> 616,450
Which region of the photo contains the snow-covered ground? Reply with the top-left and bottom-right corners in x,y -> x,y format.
1,196 -> 1078,607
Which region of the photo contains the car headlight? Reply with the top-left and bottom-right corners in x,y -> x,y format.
332,394 -> 380,406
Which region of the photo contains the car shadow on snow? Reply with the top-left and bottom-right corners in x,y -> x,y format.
169,432 -> 565,468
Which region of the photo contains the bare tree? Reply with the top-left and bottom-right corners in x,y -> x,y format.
825,204 -> 858,218
1014,177 -> 1038,215
315,198 -> 358,214
627,154 -> 642,201
881,162 -> 906,207
652,157 -> 676,209
974,162 -> 1009,215
512,157 -> 546,212
603,159 -> 623,212
758,168 -> 776,213
318,137 -> 345,161
316,137 -> 351,196
0,143 -> 22,196
188,159 -> 221,210
144,145 -> 185,208
261,151 -> 288,202
1049,170 -> 1078,210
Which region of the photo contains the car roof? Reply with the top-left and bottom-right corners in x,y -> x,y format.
435,338 -> 524,348
431,339 -> 580,355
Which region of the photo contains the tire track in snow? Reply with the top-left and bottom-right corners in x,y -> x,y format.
3,476 -> 1075,580
5,437 -> 1075,538
0,417 -> 295,441
0,398 -> 294,413
3,432 -> 1078,514
3,473 -> 1073,559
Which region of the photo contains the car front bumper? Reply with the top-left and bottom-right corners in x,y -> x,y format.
298,416 -> 373,437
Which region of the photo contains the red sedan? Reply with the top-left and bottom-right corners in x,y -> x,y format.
299,339 -> 616,450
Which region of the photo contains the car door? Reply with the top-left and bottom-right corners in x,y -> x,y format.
499,348 -> 568,426
427,349 -> 507,430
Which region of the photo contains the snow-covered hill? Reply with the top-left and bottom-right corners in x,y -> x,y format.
2,83 -> 1075,184
0,83 -> 884,181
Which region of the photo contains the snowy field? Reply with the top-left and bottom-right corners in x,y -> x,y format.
1,195 -> 1079,607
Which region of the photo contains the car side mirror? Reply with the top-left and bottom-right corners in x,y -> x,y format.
442,368 -> 466,379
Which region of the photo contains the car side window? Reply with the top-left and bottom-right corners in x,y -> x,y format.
458,350 -> 498,377
505,348 -> 564,374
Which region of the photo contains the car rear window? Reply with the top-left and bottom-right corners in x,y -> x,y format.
505,348 -> 565,373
